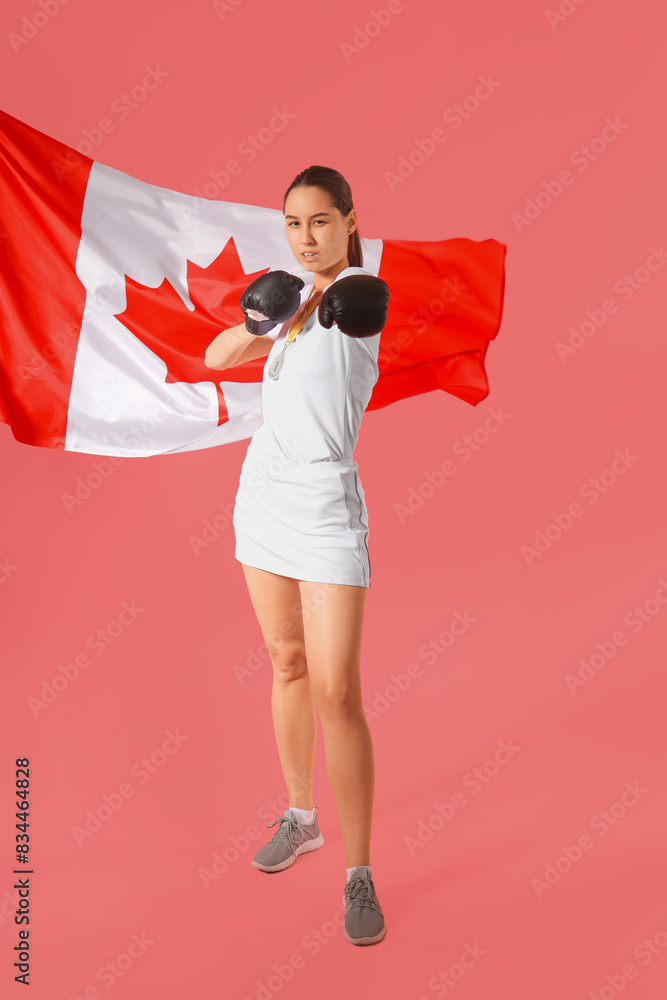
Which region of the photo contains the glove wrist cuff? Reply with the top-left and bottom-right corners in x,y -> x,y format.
245,316 -> 276,337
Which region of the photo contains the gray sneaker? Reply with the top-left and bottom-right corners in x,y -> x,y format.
252,808 -> 324,873
342,867 -> 386,945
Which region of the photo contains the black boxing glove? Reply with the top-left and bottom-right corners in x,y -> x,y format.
318,275 -> 389,339
240,270 -> 305,336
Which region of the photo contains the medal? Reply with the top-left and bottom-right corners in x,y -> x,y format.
267,284 -> 322,381
267,350 -> 285,380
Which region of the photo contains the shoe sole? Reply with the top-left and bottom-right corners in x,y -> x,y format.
342,922 -> 387,945
251,832 -> 325,872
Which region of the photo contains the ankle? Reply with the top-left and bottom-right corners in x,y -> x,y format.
289,805 -> 316,825
346,864 -> 372,882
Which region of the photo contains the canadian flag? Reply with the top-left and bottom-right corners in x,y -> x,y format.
0,108 -> 507,457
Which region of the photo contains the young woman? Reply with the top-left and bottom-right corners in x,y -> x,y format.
204,166 -> 388,946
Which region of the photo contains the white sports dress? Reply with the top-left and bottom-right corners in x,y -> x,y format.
233,265 -> 381,587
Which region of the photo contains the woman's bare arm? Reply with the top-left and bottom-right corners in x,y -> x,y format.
204,321 -> 275,370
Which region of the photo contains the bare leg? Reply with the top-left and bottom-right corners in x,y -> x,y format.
241,565 -> 316,809
299,580 -> 374,867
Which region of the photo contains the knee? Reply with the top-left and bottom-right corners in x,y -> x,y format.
271,644 -> 308,684
314,684 -> 362,721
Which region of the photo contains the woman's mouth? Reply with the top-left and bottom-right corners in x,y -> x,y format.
301,251 -> 319,260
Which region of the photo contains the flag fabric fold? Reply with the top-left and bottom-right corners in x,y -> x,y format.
0,107 -> 507,457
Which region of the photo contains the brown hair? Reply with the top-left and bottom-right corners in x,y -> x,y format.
283,166 -> 363,269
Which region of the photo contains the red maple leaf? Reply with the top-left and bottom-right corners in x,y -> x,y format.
114,238 -> 269,426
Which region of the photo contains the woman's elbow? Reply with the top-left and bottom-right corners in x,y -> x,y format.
204,348 -> 224,370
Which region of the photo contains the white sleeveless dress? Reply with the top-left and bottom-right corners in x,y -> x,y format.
232,266 -> 381,587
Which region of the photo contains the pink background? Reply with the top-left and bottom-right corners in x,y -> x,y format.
2,1 -> 666,997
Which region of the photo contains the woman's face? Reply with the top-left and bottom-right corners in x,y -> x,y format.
284,186 -> 356,283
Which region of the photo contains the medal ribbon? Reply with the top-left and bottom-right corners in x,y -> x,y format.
285,284 -> 323,344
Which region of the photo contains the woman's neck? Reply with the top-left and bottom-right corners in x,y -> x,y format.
312,260 -> 350,292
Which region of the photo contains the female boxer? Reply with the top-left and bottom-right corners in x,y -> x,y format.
204,166 -> 388,946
